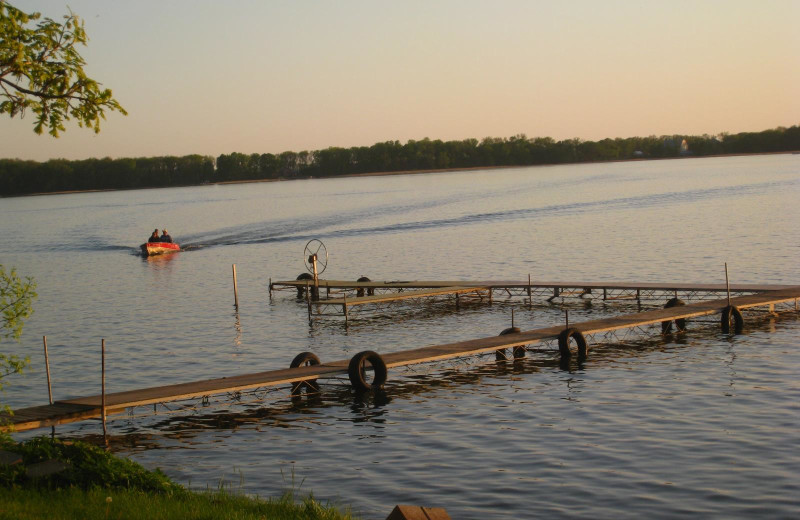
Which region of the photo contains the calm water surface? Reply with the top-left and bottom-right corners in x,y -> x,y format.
2,155 -> 799,519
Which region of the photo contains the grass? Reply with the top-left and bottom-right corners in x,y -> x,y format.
0,486 -> 355,520
0,436 -> 356,520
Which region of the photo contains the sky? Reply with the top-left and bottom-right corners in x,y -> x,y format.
1,0 -> 799,162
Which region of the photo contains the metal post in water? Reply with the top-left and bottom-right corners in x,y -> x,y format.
725,262 -> 731,307
101,339 -> 109,449
232,264 -> 239,309
528,274 -> 532,309
43,336 -> 55,440
565,309 -> 569,330
311,254 -> 319,301
306,282 -> 312,325
43,336 -> 53,405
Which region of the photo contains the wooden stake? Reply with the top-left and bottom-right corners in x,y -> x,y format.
101,339 -> 109,449
44,335 -> 55,440
43,336 -> 53,405
268,277 -> 272,298
725,262 -> 731,307
232,264 -> 239,308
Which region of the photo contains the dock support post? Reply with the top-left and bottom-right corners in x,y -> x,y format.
636,289 -> 641,304
565,309 -> 569,329
232,264 -> 239,309
455,292 -> 460,310
343,293 -> 349,325
311,255 -> 320,302
603,288 -> 607,301
269,277 -> 272,299
489,288 -> 493,305
511,309 -> 515,328
101,339 -> 109,450
307,283 -> 313,325
528,274 -> 532,309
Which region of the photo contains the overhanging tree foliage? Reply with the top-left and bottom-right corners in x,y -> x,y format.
0,265 -> 37,418
0,1 -> 126,136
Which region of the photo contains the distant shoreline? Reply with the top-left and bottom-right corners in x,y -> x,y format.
23,150 -> 799,197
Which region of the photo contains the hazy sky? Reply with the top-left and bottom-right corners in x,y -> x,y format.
2,0 -> 798,161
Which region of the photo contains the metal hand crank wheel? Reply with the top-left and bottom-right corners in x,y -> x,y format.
304,239 -> 329,275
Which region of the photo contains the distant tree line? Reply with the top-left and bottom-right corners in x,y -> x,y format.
1,125 -> 798,196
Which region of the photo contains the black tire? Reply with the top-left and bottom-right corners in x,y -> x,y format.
661,298 -> 687,334
348,350 -> 388,392
496,327 -> 522,360
290,352 -> 321,395
290,351 -> 320,368
357,276 -> 374,296
721,305 -> 744,334
558,328 -> 587,359
296,272 -> 314,298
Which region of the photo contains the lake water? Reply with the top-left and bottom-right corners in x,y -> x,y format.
2,155 -> 799,519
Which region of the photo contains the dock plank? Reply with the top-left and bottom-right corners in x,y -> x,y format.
274,279 -> 793,293
321,286 -> 488,307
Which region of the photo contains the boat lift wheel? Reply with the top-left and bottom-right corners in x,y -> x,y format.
721,305 -> 744,334
290,352 -> 321,395
348,351 -> 388,392
303,239 -> 329,275
558,328 -> 588,360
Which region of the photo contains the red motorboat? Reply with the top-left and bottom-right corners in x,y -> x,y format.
140,242 -> 180,256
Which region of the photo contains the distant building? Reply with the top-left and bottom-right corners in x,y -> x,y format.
680,139 -> 692,155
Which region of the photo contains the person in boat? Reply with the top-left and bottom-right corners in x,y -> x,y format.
160,229 -> 172,243
147,229 -> 160,243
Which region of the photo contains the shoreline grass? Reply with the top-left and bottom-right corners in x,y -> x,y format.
0,485 -> 355,520
0,436 -> 356,520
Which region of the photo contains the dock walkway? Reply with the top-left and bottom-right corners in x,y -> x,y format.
3,285 -> 798,433
272,278 -> 793,320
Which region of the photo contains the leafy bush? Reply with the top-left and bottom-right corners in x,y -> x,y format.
0,436 -> 183,495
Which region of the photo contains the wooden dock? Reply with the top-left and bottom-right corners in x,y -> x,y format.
310,286 -> 490,321
272,278 -> 794,321
3,285 -> 798,433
